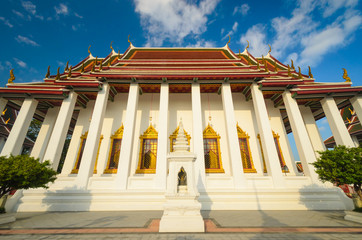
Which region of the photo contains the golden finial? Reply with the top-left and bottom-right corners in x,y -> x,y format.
91,61 -> 95,72
256,60 -> 260,70
5,118 -> 10,124
95,56 -> 98,65
262,55 -> 269,72
88,45 -> 91,55
8,69 -> 15,83
342,68 -> 351,82
55,67 -> 60,80
298,66 -> 302,79
273,60 -> 278,72
287,64 -> 292,77
2,108 -> 7,115
308,66 -> 313,78
45,66 -> 50,78
209,115 -> 212,122
110,41 -> 114,51
268,44 -> 271,53
80,62 -> 85,73
291,59 -> 295,70
226,35 -> 231,46
99,59 -> 103,71
349,108 -> 355,115
64,61 -> 69,72
128,35 -> 132,46
347,117 -> 351,123
246,40 -> 249,50
118,50 -> 121,59
67,66 -> 72,78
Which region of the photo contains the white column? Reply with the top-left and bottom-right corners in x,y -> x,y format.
321,97 -> 354,147
300,106 -> 326,153
115,83 -> 139,189
155,83 -> 169,189
250,82 -> 285,188
75,83 -> 109,189
283,91 -> 320,183
43,91 -> 77,170
0,98 -> 7,113
1,98 -> 38,157
191,83 -> 206,190
30,107 -> 59,161
221,83 -> 246,188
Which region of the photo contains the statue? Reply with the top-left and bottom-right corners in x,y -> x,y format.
178,167 -> 187,186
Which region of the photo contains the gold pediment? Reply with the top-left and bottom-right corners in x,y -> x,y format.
236,123 -> 249,138
203,124 -> 220,138
140,124 -> 158,139
112,124 -> 124,139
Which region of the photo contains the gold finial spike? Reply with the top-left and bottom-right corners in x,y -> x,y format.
91,61 -> 95,72
67,66 -> 72,78
268,44 -> 271,53
45,66 -> 50,78
99,60 -> 103,71
226,35 -> 231,46
246,40 -> 249,50
209,115 -> 212,122
287,64 -> 292,77
298,66 -> 302,79
64,61 -> 69,72
128,35 -> 132,46
5,118 -> 10,124
88,45 -> 91,55
308,66 -> 313,78
347,117 -> 351,123
256,60 -> 260,70
95,56 -> 98,65
118,50 -> 121,59
349,108 -> 355,115
110,41 -> 114,51
342,68 -> 351,82
2,108 -> 7,115
80,62 -> 85,73
291,59 -> 295,70
274,60 -> 278,72
262,55 -> 269,72
55,67 -> 60,80
149,116 -> 152,123
8,69 -> 15,83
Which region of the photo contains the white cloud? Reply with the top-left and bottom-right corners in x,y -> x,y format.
233,3 -> 250,16
5,61 -> 12,69
222,22 -> 238,40
74,13 -> 83,19
21,1 -> 43,20
0,62 -> 4,71
15,35 -> 39,46
12,10 -> 24,18
134,0 -> 220,46
0,17 -> 14,28
240,24 -> 269,56
186,39 -> 216,47
320,0 -> 358,17
13,58 -> 27,68
55,3 -> 69,16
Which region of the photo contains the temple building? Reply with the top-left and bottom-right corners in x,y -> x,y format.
1,41 -> 361,212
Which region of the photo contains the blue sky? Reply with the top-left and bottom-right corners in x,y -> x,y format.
0,0 -> 361,150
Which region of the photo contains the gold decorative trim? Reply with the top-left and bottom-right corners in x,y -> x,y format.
71,131 -> 103,174
257,134 -> 267,173
104,124 -> 124,174
236,124 -> 256,173
169,125 -> 191,152
136,124 -> 158,174
203,124 -> 224,173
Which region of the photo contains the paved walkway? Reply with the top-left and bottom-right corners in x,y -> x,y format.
0,210 -> 360,239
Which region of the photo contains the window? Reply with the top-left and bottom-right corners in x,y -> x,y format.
169,125 -> 191,152
71,131 -> 103,174
136,124 -> 158,174
237,124 -> 256,173
104,124 -> 124,174
203,124 -> 224,173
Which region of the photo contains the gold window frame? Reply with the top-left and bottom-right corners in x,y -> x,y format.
257,131 -> 288,173
203,124 -> 224,173
169,125 -> 191,152
236,124 -> 256,173
71,131 -> 103,174
104,124 -> 124,174
136,124 -> 158,174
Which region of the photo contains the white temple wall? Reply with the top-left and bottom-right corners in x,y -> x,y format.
266,100 -> 297,176
200,93 -> 231,177
60,101 -> 94,175
95,93 -> 128,175
233,93 -> 264,175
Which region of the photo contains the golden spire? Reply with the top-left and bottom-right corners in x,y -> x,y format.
5,118 -> 10,124
226,35 -> 230,46
64,61 -> 69,72
291,59 -> 295,70
246,40 -> 249,50
91,61 -> 95,72
342,68 -> 351,82
308,66 -> 313,78
262,55 -> 269,72
55,67 -> 60,80
347,117 -> 351,123
128,35 -> 132,46
2,108 -> 7,115
298,66 -> 302,79
45,66 -> 50,78
8,69 -> 15,83
268,44 -> 271,53
67,66 -> 72,78
118,50 -> 121,59
88,45 -> 91,55
95,56 -> 98,65
99,59 -> 103,71
273,60 -> 278,72
349,108 -> 355,115
110,41 -> 114,51
287,64 -> 292,77
80,62 -> 85,73
256,60 -> 260,70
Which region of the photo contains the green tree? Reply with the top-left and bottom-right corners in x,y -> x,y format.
312,145 -> 362,201
0,155 -> 57,199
